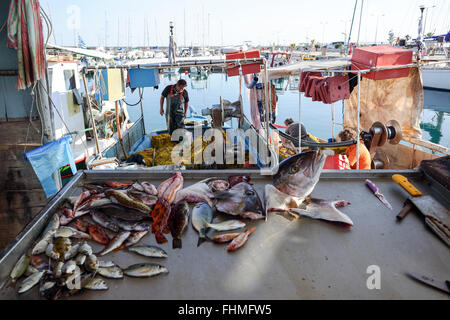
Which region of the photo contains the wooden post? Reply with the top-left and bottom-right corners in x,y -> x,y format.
81,72 -> 102,159
138,87 -> 146,135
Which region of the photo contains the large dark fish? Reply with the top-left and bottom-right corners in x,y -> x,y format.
268,151 -> 353,226
170,201 -> 190,249
97,204 -> 149,222
213,183 -> 265,220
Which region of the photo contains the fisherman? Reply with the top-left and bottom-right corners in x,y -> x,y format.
282,118 -> 316,149
160,79 -> 189,135
337,128 -> 372,170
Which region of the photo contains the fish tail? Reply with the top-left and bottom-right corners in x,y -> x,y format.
197,237 -> 207,247
248,227 -> 256,234
173,238 -> 182,249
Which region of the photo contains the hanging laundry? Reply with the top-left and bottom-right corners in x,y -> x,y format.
7,0 -> 46,90
96,69 -> 125,102
127,68 -> 160,89
24,136 -> 77,198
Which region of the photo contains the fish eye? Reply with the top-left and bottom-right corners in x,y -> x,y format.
246,191 -> 255,196
290,164 -> 300,174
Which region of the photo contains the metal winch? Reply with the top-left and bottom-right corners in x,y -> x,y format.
201,97 -> 244,129
361,120 -> 403,169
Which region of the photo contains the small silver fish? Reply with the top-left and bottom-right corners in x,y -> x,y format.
62,260 -> 77,274
54,262 -> 64,278
75,254 -> 87,266
84,278 -> 109,291
99,260 -> 116,268
99,231 -> 131,256
128,246 -> 168,258
78,242 -> 93,256
31,214 -> 60,255
123,263 -> 169,278
64,243 -> 80,261
24,265 -> 39,277
98,266 -> 123,279
18,271 -> 45,294
45,243 -> 60,260
124,230 -> 149,247
10,254 -> 30,283
206,220 -> 246,232
85,254 -> 99,272
55,227 -> 91,240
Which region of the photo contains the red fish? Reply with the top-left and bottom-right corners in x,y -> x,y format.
88,225 -> 110,245
151,200 -> 170,244
228,176 -> 252,188
73,218 -> 90,233
106,181 -> 132,188
227,228 -> 256,252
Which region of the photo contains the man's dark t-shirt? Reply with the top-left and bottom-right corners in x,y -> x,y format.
161,85 -> 190,114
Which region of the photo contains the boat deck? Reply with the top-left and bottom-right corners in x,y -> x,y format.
0,170 -> 449,300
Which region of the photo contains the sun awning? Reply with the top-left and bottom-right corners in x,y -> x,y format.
46,44 -> 114,60
263,58 -> 351,81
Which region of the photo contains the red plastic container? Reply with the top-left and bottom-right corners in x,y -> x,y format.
351,46 -> 413,80
226,49 -> 261,77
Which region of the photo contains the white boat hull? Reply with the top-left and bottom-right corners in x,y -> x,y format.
422,68 -> 450,91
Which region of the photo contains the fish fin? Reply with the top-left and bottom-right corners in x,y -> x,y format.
173,238 -> 182,249
197,237 -> 207,247
290,198 -> 354,226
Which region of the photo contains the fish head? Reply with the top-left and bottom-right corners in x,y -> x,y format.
273,151 -> 326,198
214,183 -> 265,218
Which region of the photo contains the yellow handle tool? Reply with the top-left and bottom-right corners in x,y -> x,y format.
392,175 -> 423,197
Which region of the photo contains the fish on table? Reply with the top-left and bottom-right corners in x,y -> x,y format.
170,201 -> 190,249
129,246 -> 168,258
227,228 -> 256,252
152,173 -> 184,244
267,151 -> 354,226
213,182 -> 266,220
99,231 -> 131,256
124,263 -> 169,278
192,202 -> 214,247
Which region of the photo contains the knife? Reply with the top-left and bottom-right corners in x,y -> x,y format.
365,180 -> 393,210
407,272 -> 450,295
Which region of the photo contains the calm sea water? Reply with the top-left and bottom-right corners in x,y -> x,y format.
126,72 -> 450,149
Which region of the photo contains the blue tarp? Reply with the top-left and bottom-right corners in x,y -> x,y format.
128,68 -> 160,89
24,136 -> 77,198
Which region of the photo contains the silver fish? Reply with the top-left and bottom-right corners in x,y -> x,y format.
64,243 -> 80,261
268,151 -> 353,226
78,242 -> 93,256
110,217 -> 150,232
45,243 -> 60,260
84,278 -> 109,290
214,183 -> 265,220
124,230 -> 149,247
24,265 -> 39,277
55,227 -> 91,240
85,254 -> 99,272
10,254 -> 30,283
99,260 -> 116,268
62,260 -> 77,274
99,231 -> 131,256
75,254 -> 87,266
91,211 -> 120,233
192,202 -> 213,247
54,262 -> 64,278
18,271 -> 45,294
123,263 -> 169,278
206,220 -> 246,232
128,246 -> 168,258
98,266 -> 123,279
31,214 -> 60,255
97,204 -> 148,222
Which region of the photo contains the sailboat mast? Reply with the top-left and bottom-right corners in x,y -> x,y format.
347,0 -> 358,53
356,0 -> 364,46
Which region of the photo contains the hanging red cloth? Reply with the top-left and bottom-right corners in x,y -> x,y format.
7,0 -> 45,90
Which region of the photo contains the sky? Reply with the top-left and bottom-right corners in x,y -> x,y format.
44,0 -> 450,48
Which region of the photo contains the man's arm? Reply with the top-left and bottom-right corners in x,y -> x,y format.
160,96 -> 165,116
184,101 -> 189,118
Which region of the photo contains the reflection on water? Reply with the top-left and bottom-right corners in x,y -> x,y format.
126,73 -> 450,149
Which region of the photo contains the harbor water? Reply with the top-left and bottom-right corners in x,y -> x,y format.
126,72 -> 450,149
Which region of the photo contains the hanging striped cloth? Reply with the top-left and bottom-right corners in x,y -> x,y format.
7,0 -> 45,90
